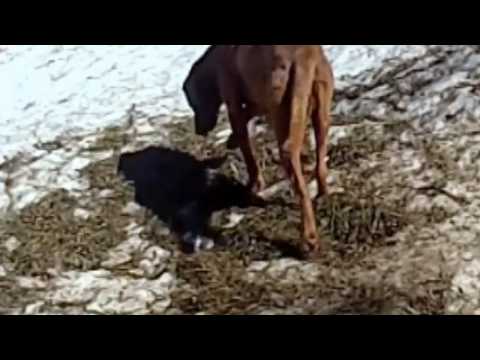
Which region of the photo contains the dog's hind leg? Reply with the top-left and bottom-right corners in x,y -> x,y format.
274,63 -> 320,254
312,78 -> 333,199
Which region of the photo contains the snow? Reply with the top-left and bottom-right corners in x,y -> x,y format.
0,45 -> 209,161
0,45 -> 430,213
324,45 -> 426,80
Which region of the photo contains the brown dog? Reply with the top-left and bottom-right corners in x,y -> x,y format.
183,45 -> 334,254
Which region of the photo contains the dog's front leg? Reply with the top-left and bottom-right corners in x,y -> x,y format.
225,105 -> 257,150
228,106 -> 265,194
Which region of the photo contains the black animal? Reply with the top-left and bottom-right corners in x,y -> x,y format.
117,146 -> 265,253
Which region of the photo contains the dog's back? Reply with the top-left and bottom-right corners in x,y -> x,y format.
228,45 -> 331,112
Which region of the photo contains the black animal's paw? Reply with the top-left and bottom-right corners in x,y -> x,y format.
180,232 -> 215,254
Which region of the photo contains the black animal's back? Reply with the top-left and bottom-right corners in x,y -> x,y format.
118,147 -> 210,219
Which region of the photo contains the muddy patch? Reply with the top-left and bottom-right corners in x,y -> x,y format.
0,113 -> 474,314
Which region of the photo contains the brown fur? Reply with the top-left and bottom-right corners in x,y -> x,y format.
183,45 -> 334,254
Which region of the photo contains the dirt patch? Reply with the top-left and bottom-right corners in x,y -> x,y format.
0,277 -> 39,314
0,127 -> 136,277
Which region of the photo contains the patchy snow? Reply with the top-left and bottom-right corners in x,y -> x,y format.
3,45 -> 480,315
324,45 -> 427,85
44,270 -> 175,315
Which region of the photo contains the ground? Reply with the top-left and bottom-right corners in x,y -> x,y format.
1,45 -> 480,315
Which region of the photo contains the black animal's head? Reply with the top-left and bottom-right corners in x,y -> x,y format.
183,46 -> 223,136
203,171 -> 267,212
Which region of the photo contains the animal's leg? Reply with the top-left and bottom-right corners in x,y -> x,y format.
229,109 -> 265,193
312,80 -> 333,199
273,66 -> 320,253
226,133 -> 240,150
301,102 -> 316,177
173,202 -> 214,254
226,108 -> 257,150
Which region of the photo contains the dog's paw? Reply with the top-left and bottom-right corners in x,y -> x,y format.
248,176 -> 266,195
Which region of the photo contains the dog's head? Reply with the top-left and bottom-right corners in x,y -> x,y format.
183,47 -> 223,136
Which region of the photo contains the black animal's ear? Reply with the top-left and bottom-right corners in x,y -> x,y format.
183,47 -> 222,136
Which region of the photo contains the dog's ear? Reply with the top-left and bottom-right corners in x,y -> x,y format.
183,47 -> 223,136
